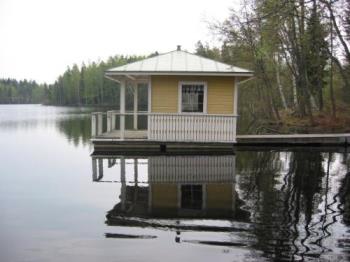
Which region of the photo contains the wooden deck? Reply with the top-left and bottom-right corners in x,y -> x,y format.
91,132 -> 350,153
97,130 -> 148,140
92,132 -> 235,153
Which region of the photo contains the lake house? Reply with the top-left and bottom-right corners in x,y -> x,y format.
91,46 -> 253,147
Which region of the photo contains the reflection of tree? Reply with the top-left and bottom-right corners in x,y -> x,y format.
237,151 -> 291,258
236,151 -> 333,261
56,116 -> 91,146
337,165 -> 350,261
288,152 -> 326,259
338,171 -> 350,225
289,152 -> 325,227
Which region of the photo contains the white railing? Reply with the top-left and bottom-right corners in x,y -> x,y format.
91,111 -> 237,142
148,113 -> 237,142
149,155 -> 236,182
91,112 -> 104,137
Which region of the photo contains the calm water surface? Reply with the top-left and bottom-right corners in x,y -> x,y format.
0,104 -> 349,262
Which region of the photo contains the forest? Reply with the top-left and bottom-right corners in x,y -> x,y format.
198,0 -> 350,133
1,0 -> 350,133
0,79 -> 48,104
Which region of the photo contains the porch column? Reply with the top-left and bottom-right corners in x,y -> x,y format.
97,112 -> 103,136
98,158 -> 103,180
231,155 -> 236,215
92,157 -> 97,181
147,81 -> 152,139
134,158 -> 138,186
91,114 -> 96,137
120,157 -> 126,211
120,79 -> 126,139
233,78 -> 239,142
133,84 -> 138,130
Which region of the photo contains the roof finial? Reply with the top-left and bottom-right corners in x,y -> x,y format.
177,45 -> 181,51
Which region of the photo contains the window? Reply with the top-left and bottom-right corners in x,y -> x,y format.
179,82 -> 206,113
181,185 -> 203,210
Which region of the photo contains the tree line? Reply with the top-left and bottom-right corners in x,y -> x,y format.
0,79 -> 48,104
47,55 -> 147,106
0,55 -> 146,106
195,0 -> 350,132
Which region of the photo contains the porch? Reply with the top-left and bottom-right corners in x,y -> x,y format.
91,111 -> 237,143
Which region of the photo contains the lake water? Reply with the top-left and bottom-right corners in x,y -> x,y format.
0,104 -> 349,262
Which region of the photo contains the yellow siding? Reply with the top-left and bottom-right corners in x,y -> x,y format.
151,76 -> 178,113
152,184 -> 178,208
206,184 -> 233,209
207,77 -> 234,114
151,76 -> 235,114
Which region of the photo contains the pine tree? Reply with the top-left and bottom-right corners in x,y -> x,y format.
305,0 -> 329,111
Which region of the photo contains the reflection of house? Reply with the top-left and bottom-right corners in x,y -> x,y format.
92,154 -> 248,221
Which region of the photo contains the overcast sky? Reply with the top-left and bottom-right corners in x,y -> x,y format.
0,0 -> 239,84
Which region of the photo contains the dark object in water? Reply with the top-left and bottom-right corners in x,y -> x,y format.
183,239 -> 247,247
105,233 -> 157,239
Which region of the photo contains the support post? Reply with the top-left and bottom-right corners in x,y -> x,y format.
231,155 -> 236,215
133,84 -> 138,130
107,112 -> 111,132
134,158 -> 138,186
97,112 -> 103,136
111,112 -> 116,131
98,158 -> 103,181
120,157 -> 126,211
147,80 -> 151,139
120,79 -> 126,140
91,114 -> 96,137
202,184 -> 207,210
92,157 -> 97,181
147,158 -> 152,214
233,78 -> 239,142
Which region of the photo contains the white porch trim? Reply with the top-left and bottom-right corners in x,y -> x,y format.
120,79 -> 126,139
233,77 -> 239,115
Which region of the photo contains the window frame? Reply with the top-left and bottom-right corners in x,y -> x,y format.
178,81 -> 207,114
180,184 -> 203,210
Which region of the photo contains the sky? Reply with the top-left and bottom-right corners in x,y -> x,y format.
0,0 -> 239,84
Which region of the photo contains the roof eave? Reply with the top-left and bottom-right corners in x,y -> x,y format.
105,71 -> 254,77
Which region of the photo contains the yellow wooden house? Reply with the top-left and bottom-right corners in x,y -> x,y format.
91,46 -> 253,145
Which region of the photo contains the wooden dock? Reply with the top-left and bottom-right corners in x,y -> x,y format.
236,133 -> 350,146
91,133 -> 350,154
92,133 -> 350,146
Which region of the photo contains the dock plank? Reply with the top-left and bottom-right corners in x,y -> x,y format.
236,133 -> 350,146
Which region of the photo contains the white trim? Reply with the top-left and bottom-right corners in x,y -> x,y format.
120,79 -> 126,140
147,77 -> 152,139
178,81 -> 207,114
237,76 -> 255,85
105,75 -> 121,83
148,77 -> 152,113
233,77 -> 239,115
105,72 -> 254,77
133,84 -> 138,129
126,74 -> 136,81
